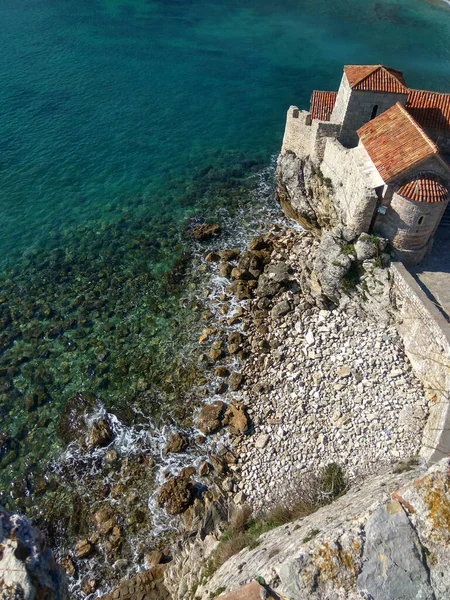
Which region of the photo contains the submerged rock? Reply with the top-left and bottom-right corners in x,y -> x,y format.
74,538 -> 95,559
57,392 -> 97,445
93,506 -> 117,535
191,223 -> 221,241
88,418 -> 113,449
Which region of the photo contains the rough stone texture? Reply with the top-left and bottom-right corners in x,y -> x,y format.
391,263 -> 450,462
218,581 -> 276,600
88,418 -> 113,449
357,501 -> 434,600
156,469 -> 195,515
0,505 -> 69,600
191,223 -> 221,241
98,567 -> 170,600
275,152 -> 338,232
196,401 -> 226,435
194,461 -> 450,600
393,460 -> 450,598
164,432 -> 189,454
313,230 -> 352,302
223,401 -> 250,435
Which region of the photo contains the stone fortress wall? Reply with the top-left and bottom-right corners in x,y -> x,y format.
320,139 -> 378,233
391,263 -> 450,462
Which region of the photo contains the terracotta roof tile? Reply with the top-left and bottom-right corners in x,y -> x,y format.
310,91 -> 338,121
406,89 -> 450,132
344,65 -> 408,94
357,103 -> 438,182
397,172 -> 449,203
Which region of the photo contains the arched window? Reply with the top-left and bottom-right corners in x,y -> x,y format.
418,216 -> 424,225
370,105 -> 379,120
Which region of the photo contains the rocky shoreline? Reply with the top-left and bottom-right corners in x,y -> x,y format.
0,213 -> 433,600
191,224 -> 427,507
157,219 -> 432,598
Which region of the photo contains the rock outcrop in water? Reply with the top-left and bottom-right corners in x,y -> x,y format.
0,505 -> 68,599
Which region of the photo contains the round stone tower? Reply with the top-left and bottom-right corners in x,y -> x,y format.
377,172 -> 449,265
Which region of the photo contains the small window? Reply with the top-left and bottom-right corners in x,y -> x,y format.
418,216 -> 424,225
371,105 -> 379,120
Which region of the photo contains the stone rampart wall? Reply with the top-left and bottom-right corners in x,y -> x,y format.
391,262 -> 450,463
310,120 -> 341,164
281,107 -> 312,158
321,139 -> 377,234
281,107 -> 341,167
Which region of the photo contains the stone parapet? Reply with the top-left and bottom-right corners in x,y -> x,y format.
391,262 -> 450,462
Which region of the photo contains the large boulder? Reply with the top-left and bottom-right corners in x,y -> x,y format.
163,433 -> 189,455
313,231 -> 352,303
93,505 -> 117,535
357,501 -> 434,600
88,418 -> 113,449
276,153 -> 338,231
196,402 -> 226,435
156,468 -> 196,515
0,506 -> 69,599
255,275 -> 281,299
223,401 -> 250,435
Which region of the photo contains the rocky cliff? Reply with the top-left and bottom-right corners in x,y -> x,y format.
186,459 -> 450,600
276,153 -> 338,233
0,506 -> 68,599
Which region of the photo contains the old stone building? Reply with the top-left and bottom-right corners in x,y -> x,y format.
279,65 -> 450,264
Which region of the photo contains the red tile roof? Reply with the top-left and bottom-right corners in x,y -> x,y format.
406,89 -> 450,132
310,91 -> 338,121
397,172 -> 449,203
357,103 -> 439,182
344,65 -> 409,94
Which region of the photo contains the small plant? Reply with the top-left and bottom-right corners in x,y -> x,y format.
323,177 -> 333,189
359,233 -> 380,245
342,263 -> 363,291
210,587 -> 226,598
302,528 -> 320,543
421,544 -> 431,561
198,466 -> 349,584
341,243 -> 356,256
393,456 -> 420,474
320,463 -> 348,500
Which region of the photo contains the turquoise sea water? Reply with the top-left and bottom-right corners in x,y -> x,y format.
1,0 -> 450,267
1,0 -> 450,593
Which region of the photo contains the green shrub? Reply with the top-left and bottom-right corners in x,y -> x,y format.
342,263 -> 363,291
341,243 -> 356,256
320,463 -> 348,500
199,465 -> 348,584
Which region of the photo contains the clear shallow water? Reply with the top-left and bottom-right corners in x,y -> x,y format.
0,0 -> 450,594
1,0 -> 450,266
